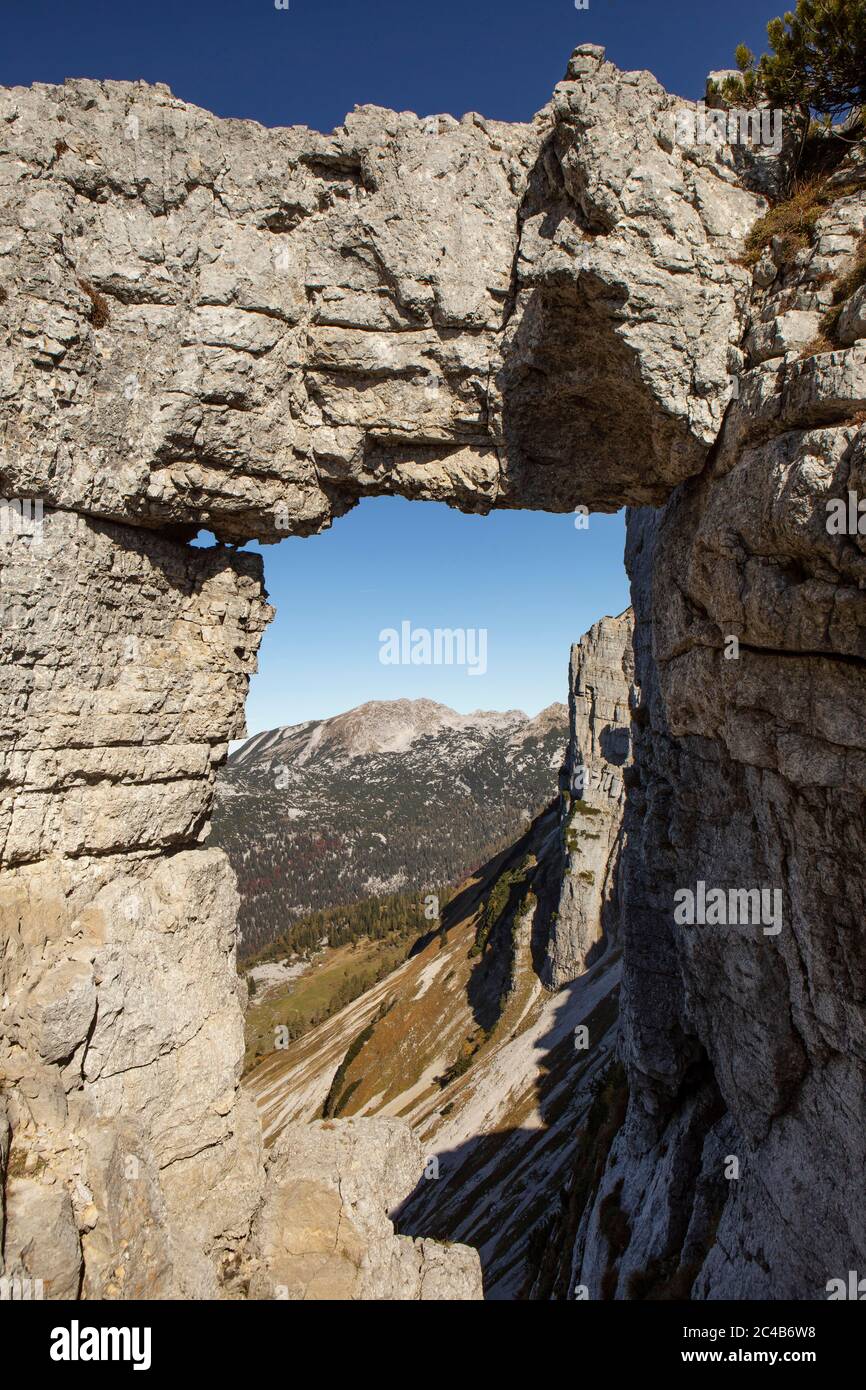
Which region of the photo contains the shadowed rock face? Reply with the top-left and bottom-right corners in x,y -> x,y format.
1,39 -> 865,1300
570,188 -> 866,1299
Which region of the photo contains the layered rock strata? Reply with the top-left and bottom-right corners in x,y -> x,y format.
0,42 -> 864,1299
570,158 -> 866,1302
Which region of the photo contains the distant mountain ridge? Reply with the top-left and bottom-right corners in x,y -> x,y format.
232,699 -> 564,765
212,698 -> 569,958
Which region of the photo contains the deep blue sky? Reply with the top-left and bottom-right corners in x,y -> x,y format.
1,1 -> 773,130
2,1 -> 775,733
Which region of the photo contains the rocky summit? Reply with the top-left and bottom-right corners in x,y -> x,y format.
1,39 -> 865,1303
212,698 -> 568,957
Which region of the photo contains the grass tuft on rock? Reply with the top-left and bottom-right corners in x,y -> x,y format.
740,174 -> 848,269
77,276 -> 110,328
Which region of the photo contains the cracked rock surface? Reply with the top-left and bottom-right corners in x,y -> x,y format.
544,609 -> 633,988
568,173 -> 866,1302
0,47 -> 759,540
244,1118 -> 482,1301
1,42 -> 865,1300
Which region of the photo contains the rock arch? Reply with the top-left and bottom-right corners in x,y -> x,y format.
2,43 -> 865,1298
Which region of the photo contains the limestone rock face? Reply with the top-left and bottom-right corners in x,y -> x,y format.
0,510 -> 272,867
0,48 -> 759,542
544,610 -> 633,987
245,1119 -> 482,1301
4,1175 -> 82,1298
1,848 -> 264,1298
500,48 -> 760,513
838,282 -> 866,346
568,175 -> 866,1303
1,41 -> 865,1302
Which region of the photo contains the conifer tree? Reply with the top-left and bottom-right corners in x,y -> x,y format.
715,1 -> 866,124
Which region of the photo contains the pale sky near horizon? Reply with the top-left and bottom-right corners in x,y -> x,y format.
2,0 -> 775,734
